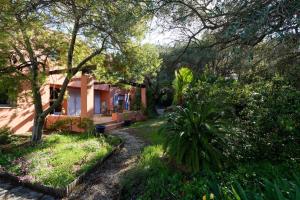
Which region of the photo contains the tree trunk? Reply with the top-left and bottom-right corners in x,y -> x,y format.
32,115 -> 45,143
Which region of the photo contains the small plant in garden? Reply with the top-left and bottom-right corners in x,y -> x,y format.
48,118 -> 75,132
164,100 -> 227,172
78,118 -> 95,136
172,67 -> 193,105
0,126 -> 13,145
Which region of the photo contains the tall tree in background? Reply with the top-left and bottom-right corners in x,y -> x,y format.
153,0 -> 300,83
0,0 -> 154,142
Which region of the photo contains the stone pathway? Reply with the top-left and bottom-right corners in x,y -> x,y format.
0,130 -> 144,200
0,179 -> 56,200
67,130 -> 145,200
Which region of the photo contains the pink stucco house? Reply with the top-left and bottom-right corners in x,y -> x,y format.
0,71 -> 147,134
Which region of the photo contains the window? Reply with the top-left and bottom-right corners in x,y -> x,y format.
49,50 -> 60,61
0,90 -> 12,107
50,87 -> 62,115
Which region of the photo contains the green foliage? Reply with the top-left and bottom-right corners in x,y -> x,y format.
96,43 -> 162,83
172,67 -> 193,105
164,100 -> 226,172
205,172 -> 300,200
121,119 -> 300,200
78,117 -> 95,135
47,118 -> 75,132
173,71 -> 300,164
0,133 -> 120,188
0,127 -> 13,145
0,0 -> 157,142
225,76 -> 300,161
121,118 -> 300,200
131,88 -> 141,111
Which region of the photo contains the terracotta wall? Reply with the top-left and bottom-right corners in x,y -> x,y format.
0,81 -> 50,135
81,75 -> 94,118
0,73 -> 141,134
141,87 -> 147,109
112,111 -> 146,122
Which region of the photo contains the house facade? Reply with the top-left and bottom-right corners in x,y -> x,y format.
0,72 -> 147,134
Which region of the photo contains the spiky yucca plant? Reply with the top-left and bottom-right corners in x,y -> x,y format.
164,100 -> 226,172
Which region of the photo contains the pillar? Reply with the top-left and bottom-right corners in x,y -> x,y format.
141,87 -> 147,109
81,74 -> 94,118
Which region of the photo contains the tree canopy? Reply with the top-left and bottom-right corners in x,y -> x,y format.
0,0 -> 160,142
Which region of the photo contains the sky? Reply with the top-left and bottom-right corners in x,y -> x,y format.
142,17 -> 182,46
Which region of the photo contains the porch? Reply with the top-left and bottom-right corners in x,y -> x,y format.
46,74 -> 147,132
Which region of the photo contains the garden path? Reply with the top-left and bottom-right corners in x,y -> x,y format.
67,129 -> 145,200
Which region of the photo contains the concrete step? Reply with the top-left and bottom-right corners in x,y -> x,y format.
104,122 -> 124,132
93,116 -> 115,125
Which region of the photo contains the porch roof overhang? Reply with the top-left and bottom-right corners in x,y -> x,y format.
48,66 -> 146,88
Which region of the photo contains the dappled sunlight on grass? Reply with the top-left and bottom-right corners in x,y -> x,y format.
0,133 -> 120,188
125,117 -> 167,145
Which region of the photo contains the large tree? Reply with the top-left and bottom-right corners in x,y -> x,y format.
0,0 -> 155,142
153,0 -> 300,81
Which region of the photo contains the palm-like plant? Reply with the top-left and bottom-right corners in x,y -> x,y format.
172,67 -> 193,105
164,100 -> 226,172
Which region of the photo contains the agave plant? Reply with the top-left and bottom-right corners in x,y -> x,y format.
164,99 -> 226,172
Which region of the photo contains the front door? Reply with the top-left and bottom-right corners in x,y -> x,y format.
68,89 -> 81,116
94,92 -> 101,114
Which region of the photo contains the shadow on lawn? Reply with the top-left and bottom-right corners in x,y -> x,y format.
0,132 -> 93,169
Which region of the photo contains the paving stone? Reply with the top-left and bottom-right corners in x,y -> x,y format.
6,186 -> 44,200
0,188 -> 9,199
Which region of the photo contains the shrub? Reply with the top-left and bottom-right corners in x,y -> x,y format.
206,173 -> 300,200
164,99 -> 227,172
0,127 -> 13,145
182,73 -> 300,163
78,118 -> 95,135
226,76 -> 300,161
48,118 -> 75,132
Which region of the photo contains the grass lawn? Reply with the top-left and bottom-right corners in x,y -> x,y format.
121,117 -> 300,200
124,117 -> 166,145
0,132 -> 121,188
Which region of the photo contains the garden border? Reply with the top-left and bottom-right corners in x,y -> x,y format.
0,140 -> 124,198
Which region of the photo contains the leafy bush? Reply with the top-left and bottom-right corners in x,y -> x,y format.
48,118 -> 75,132
179,72 -> 300,163
206,173 -> 300,200
78,117 -> 95,135
164,99 -> 227,172
122,154 -> 300,200
226,76 -> 300,161
0,127 -> 13,145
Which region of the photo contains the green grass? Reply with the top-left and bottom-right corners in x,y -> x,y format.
121,118 -> 300,200
0,133 -> 121,188
125,117 -> 166,145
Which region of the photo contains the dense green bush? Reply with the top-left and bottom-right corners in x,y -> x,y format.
78,117 -> 95,135
0,127 -> 13,145
122,141 -> 300,200
226,76 -> 300,161
164,71 -> 300,170
164,100 -> 227,172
